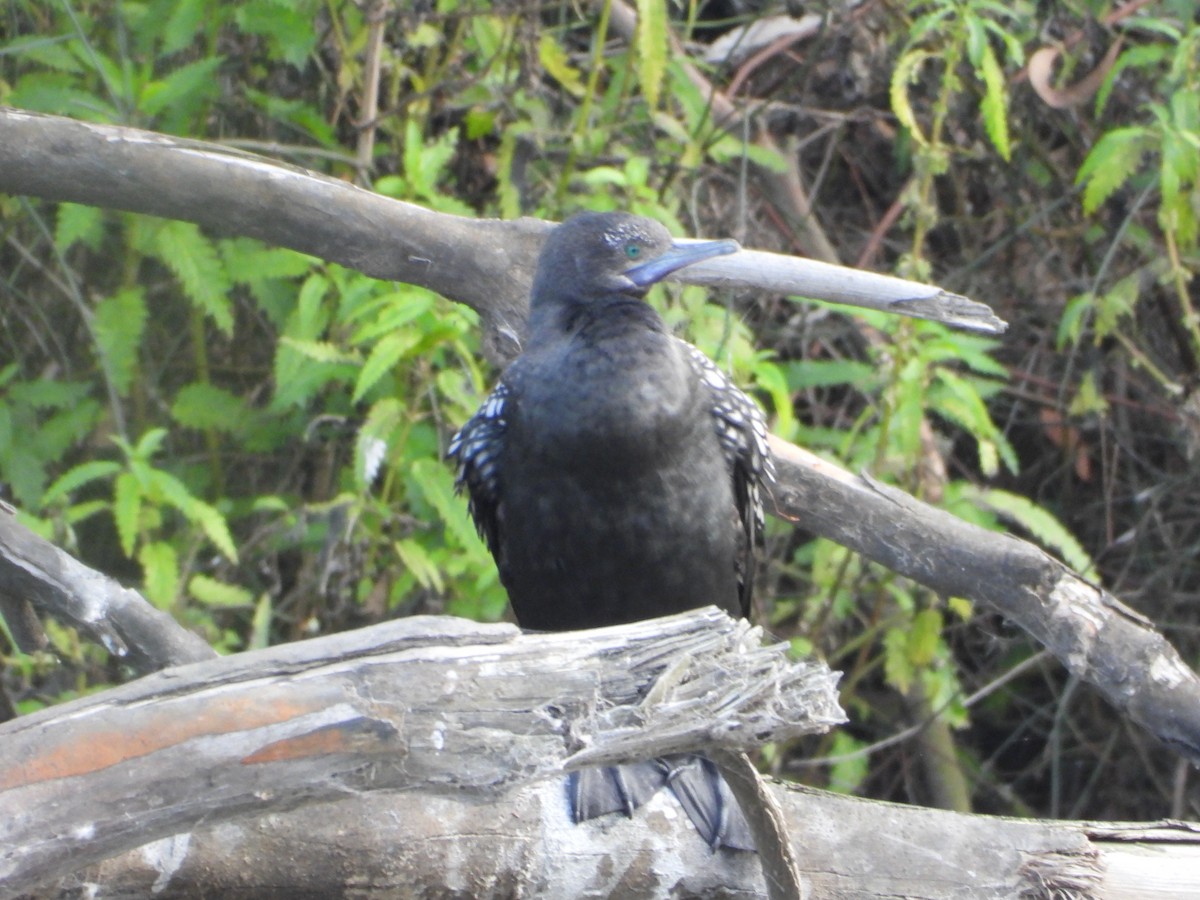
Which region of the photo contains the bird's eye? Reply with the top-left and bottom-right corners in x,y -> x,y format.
625,243 -> 641,259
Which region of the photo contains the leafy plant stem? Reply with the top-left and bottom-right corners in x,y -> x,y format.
188,305 -> 225,496
554,0 -> 612,206
1112,330 -> 1183,396
1164,228 -> 1200,361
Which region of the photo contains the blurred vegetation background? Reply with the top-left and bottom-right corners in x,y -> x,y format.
1,0 -> 1198,825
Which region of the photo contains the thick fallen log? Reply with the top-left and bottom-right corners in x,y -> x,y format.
14,778 -> 1200,898
0,608 -> 842,898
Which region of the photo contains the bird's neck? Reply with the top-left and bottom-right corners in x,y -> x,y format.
528,293 -> 665,349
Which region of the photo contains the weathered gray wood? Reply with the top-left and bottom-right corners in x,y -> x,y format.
0,608 -> 842,898
768,436 -> 1200,767
17,783 -> 1200,899
0,512 -> 214,672
0,108 -> 1005,369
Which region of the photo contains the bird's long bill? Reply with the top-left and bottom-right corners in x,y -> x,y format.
625,238 -> 740,287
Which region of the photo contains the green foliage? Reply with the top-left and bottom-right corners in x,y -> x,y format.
5,0 -> 1181,825
826,732 -> 871,794
92,288 -> 147,396
890,0 -> 1033,274
1068,17 -> 1200,392
956,485 -> 1097,579
148,221 -> 234,335
0,370 -> 102,508
634,0 -> 668,111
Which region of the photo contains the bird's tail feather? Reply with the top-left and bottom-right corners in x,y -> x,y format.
567,754 -> 755,851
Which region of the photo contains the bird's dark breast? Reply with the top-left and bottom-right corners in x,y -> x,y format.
498,336 -> 740,630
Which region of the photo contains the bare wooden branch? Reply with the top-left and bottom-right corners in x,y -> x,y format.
0,608 -> 842,897
0,108 -> 1005,370
0,512 -> 214,672
17,782 -> 1200,898
768,436 -> 1200,767
683,247 -> 1006,333
710,748 -> 806,900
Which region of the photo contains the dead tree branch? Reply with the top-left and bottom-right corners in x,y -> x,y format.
768,437 -> 1200,766
0,605 -> 842,897
0,511 -> 214,672
0,108 -> 1005,368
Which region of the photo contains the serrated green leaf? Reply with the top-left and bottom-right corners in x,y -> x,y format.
139,541 -> 179,609
976,42 -> 1011,161
189,499 -> 239,562
929,334 -> 1008,379
132,427 -> 170,460
153,221 -> 233,334
220,238 -> 315,284
883,626 -> 914,693
395,537 -> 446,593
144,467 -> 193,509
171,383 -> 249,433
113,471 -> 142,558
161,0 -> 209,54
189,574 -> 254,607
2,34 -> 84,72
355,397 -> 403,490
141,467 -> 237,562
36,401 -> 101,466
1097,45 -> 1167,117
353,331 -> 419,403
249,592 -> 273,650
1068,370 -> 1108,417
234,1 -> 317,67
964,14 -> 987,67
464,107 -> 495,139
980,17 -> 1025,67
786,359 -> 877,390
750,359 -> 794,439
538,33 -> 583,97
1093,272 -> 1139,340
65,499 -> 110,525
93,287 -> 147,396
827,732 -> 870,795
907,8 -> 953,45
931,369 -> 1018,475
1159,190 -> 1198,248
972,486 -> 1096,578
8,378 -> 90,410
890,50 -> 932,145
139,56 -> 222,119
55,203 -> 104,252
947,596 -> 973,620
348,291 -> 437,344
42,460 -> 121,506
294,274 -> 330,338
402,119 -> 461,201
1057,293 -> 1093,349
279,337 -> 358,365
8,71 -> 117,120
410,458 -> 486,552
635,0 -> 668,110
1076,127 -> 1151,214
909,609 -> 943,668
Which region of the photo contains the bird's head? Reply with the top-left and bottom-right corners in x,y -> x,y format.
531,212 -> 739,310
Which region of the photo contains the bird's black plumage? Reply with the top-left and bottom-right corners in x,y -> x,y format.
448,211 -> 774,850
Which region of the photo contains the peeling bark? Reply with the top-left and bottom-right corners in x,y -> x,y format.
0,608 -> 841,897
15,785 -> 1200,899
